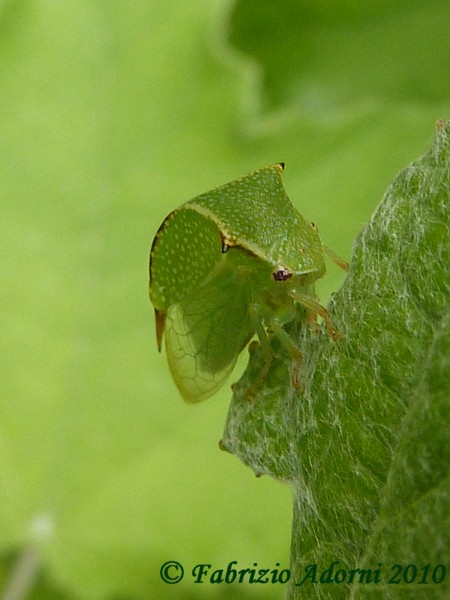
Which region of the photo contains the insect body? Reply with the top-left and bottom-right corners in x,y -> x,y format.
149,163 -> 337,402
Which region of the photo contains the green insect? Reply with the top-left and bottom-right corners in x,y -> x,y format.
149,163 -> 345,403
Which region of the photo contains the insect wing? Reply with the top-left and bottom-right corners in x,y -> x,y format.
164,263 -> 254,403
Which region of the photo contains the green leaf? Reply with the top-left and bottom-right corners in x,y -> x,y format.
222,121 -> 450,598
230,0 -> 450,112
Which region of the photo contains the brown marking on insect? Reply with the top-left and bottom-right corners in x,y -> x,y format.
154,308 -> 166,352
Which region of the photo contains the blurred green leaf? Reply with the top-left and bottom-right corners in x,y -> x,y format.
230,0 -> 450,111
0,1 -> 293,598
222,121 -> 450,598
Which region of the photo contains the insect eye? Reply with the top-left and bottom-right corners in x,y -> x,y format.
272,267 -> 292,281
310,222 -> 318,231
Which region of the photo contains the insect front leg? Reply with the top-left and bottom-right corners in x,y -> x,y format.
290,290 -> 340,340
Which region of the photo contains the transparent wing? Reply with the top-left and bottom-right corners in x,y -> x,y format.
164,273 -> 254,403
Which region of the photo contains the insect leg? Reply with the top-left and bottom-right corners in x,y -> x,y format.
323,245 -> 349,272
290,291 -> 340,340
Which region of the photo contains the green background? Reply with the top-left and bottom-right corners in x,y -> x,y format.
0,1 -> 449,598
